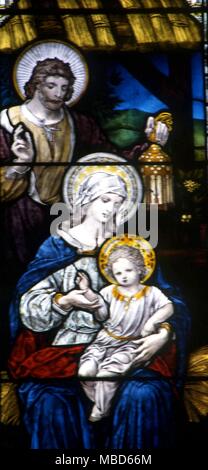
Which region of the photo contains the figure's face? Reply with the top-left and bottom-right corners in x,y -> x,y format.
112,258 -> 140,287
85,193 -> 123,224
37,75 -> 70,110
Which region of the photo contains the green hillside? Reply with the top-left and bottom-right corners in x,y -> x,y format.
194,119 -> 205,161
100,109 -> 149,149
100,111 -> 205,161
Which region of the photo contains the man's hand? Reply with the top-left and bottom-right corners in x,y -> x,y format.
11,124 -> 35,164
132,329 -> 170,367
145,116 -> 169,147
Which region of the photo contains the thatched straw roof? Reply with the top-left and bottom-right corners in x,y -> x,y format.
0,0 -> 202,52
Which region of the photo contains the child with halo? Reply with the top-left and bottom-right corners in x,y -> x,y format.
77,236 -> 174,422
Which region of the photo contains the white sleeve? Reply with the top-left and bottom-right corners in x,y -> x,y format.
151,286 -> 172,311
99,285 -> 113,303
94,285 -> 112,322
6,166 -> 31,178
0,109 -> 14,133
20,270 -> 70,332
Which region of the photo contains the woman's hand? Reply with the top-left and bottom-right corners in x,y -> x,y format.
57,289 -> 102,312
132,329 -> 170,367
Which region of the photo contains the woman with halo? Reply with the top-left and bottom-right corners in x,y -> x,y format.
0,40 -> 171,370
0,40 -> 169,273
8,154 -> 190,449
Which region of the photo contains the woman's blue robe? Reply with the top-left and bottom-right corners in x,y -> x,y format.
9,235 -> 191,449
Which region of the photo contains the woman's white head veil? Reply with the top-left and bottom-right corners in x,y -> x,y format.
63,153 -> 143,227
75,172 -> 127,207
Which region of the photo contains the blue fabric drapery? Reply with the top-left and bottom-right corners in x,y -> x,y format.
9,235 -> 191,448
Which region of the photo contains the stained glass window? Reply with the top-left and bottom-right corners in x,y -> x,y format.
0,0 -> 207,462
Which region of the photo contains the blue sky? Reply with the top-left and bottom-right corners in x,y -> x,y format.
109,64 -> 168,113
108,53 -> 204,119
192,52 -> 205,119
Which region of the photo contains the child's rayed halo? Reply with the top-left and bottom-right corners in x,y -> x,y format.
99,234 -> 156,284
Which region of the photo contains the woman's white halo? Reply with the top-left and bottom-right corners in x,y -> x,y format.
63,153 -> 143,225
13,40 -> 89,106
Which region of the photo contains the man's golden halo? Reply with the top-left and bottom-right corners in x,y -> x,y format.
13,40 -> 89,107
98,234 -> 156,284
